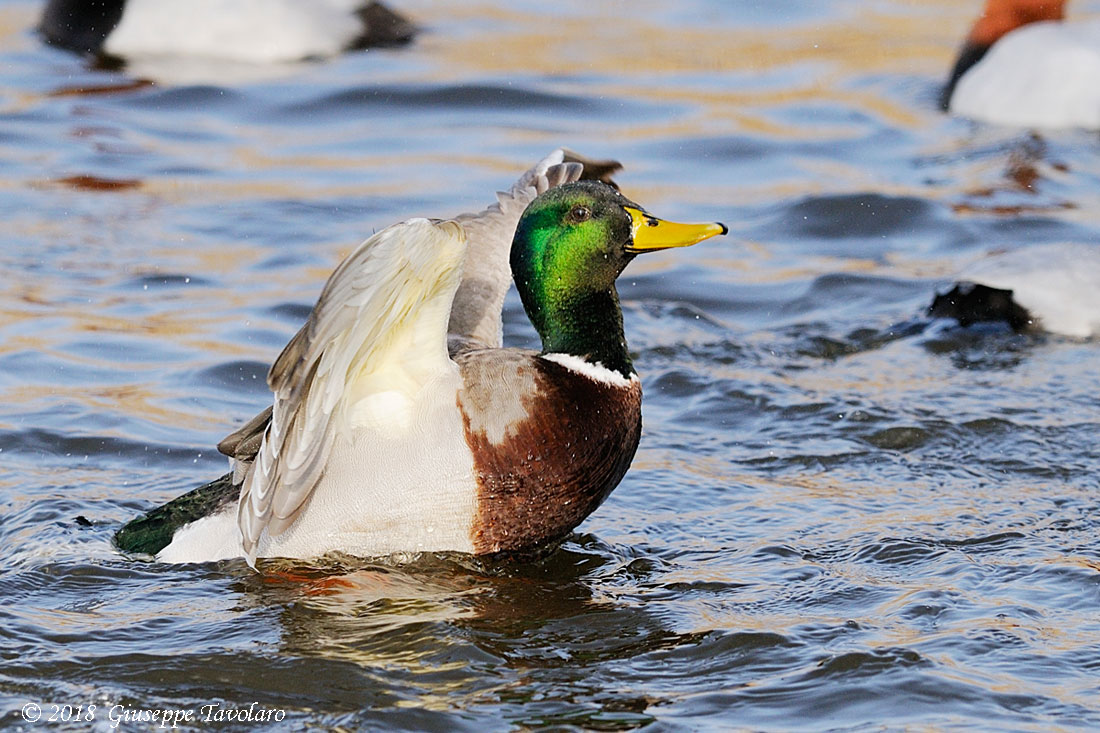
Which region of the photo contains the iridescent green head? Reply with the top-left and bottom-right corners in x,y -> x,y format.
510,181 -> 726,377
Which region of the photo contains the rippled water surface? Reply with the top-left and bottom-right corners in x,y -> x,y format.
2,0 -> 1100,729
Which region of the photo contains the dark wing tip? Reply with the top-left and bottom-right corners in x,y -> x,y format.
354,1 -> 417,48
217,405 -> 274,461
561,150 -> 624,191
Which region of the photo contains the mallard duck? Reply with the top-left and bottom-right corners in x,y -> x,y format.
929,242 -> 1100,337
115,150 -> 727,564
39,0 -> 415,62
941,0 -> 1100,128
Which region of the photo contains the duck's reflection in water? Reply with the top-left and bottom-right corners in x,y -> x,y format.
227,537 -> 682,725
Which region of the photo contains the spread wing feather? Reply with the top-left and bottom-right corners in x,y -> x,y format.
235,218 -> 467,562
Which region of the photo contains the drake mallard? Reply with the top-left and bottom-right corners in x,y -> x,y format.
941,0 -> 1100,129
115,150 -> 727,564
39,0 -> 415,63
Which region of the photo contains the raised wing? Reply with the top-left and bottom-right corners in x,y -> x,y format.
448,149 -> 622,351
235,217 -> 468,562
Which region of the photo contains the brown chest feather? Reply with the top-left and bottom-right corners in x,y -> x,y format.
456,352 -> 642,554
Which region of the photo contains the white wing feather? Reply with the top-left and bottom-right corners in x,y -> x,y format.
236,218 -> 467,562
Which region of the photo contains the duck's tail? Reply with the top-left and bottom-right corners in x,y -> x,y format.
114,472 -> 240,556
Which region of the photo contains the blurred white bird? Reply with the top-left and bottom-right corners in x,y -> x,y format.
929,243 -> 1100,337
941,0 -> 1100,129
39,0 -> 415,64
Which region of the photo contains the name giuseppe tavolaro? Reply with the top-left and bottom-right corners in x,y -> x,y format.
109,702 -> 286,727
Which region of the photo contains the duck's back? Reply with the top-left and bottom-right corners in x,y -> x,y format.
951,19 -> 1100,128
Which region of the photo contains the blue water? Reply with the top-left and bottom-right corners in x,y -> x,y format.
1,0 -> 1099,729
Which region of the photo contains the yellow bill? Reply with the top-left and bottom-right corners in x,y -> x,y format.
624,206 -> 728,253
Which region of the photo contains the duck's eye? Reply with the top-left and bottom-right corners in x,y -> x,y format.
568,205 -> 592,223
